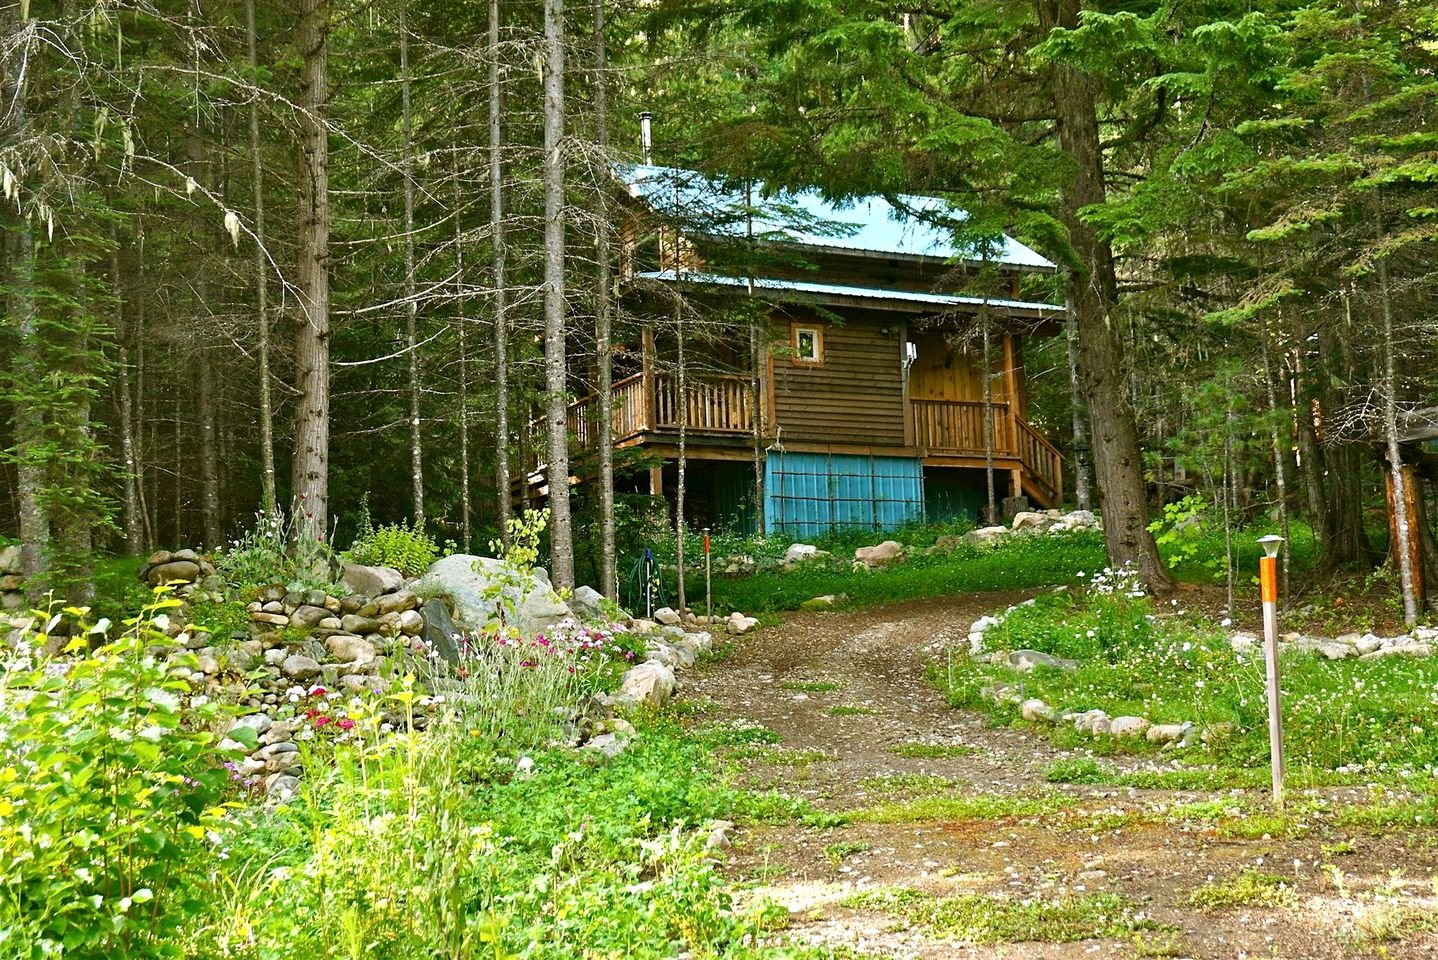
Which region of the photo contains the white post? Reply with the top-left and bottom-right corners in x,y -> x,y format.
1259,535 -> 1286,809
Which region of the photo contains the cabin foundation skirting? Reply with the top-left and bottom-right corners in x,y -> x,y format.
763,452 -> 924,538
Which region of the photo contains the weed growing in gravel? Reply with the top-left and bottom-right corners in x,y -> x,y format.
823,841 -> 870,865
727,745 -> 834,767
829,705 -> 881,717
887,742 -> 979,759
859,773 -> 955,794
781,680 -> 841,693
1041,757 -> 1345,791
1187,869 -> 1297,911
696,721 -> 784,746
847,791 -> 1073,824
844,887 -> 1162,944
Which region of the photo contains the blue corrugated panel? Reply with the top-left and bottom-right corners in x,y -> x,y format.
764,452 -> 923,538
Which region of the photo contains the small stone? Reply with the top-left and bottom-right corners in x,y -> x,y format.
628,619 -> 657,634
377,591 -> 418,615
800,595 -> 839,612
396,609 -> 424,636
1146,722 -> 1188,744
1020,698 -> 1055,723
1011,511 -> 1054,533
613,661 -> 675,707
0,545 -> 22,575
326,634 -> 378,664
1108,716 -> 1151,738
342,564 -> 405,597
706,819 -> 736,850
341,613 -> 382,635
323,596 -> 343,614
196,654 -> 220,674
261,601 -> 285,615
1355,633 -> 1383,655
264,648 -> 287,666
252,612 -> 289,627
1008,649 -> 1079,673
1316,640 -> 1356,661
854,540 -> 904,568
146,560 -> 201,586
653,607 -> 682,626
1360,643 -> 1432,660
726,614 -> 759,636
964,526 -> 1010,547
265,773 -> 301,799
581,732 -> 631,759
282,654 -> 322,680
784,543 -> 819,564
1078,869 -> 1108,882
0,575 -> 22,592
290,605 -> 331,629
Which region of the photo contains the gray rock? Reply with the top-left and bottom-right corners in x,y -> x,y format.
654,606 -> 682,626
1011,511 -> 1054,533
281,654 -> 322,680
570,585 -> 606,620
613,660 -> 676,707
396,609 -> 425,636
326,634 -> 377,664
230,713 -> 273,737
726,613 -> 759,636
1146,722 -> 1189,744
341,563 -> 405,597
1316,640 -> 1357,661
1052,509 -> 1101,533
411,555 -> 572,639
146,560 -> 201,586
1229,632 -> 1259,656
784,543 -> 819,563
265,773 -> 301,799
341,614 -> 381,635
854,540 -> 904,568
1068,709 -> 1109,734
1020,698 -> 1056,723
420,598 -> 462,664
1007,649 -> 1079,673
581,733 -> 631,759
1360,643 -> 1432,660
2,592 -> 24,611
645,643 -> 679,669
377,591 -> 419,615
1108,716 -> 1150,738
263,648 -> 287,666
800,594 -> 839,611
291,605 -> 331,629
0,545 -> 20,575
1356,633 -> 1384,655
706,819 -> 736,850
964,526 -> 1010,547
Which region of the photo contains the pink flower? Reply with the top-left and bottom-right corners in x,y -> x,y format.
336,718 -> 355,731
313,715 -> 332,728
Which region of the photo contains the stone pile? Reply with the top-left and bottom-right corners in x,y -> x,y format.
1230,626 -> 1438,662
0,545 -> 23,612
954,509 -> 1102,552
138,548 -> 216,595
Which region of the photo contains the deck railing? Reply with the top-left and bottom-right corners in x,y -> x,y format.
564,371 -> 755,454
911,399 -> 1063,503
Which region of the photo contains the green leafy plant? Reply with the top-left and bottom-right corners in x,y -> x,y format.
214,508 -> 340,594
343,503 -> 450,578
0,593 -> 244,959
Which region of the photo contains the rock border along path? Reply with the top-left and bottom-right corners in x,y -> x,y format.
687,593 -> 1438,959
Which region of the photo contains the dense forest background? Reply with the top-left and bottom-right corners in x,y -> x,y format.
2,1 -> 1436,615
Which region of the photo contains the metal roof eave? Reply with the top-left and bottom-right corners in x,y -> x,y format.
633,271 -> 1066,321
744,237 -> 1059,275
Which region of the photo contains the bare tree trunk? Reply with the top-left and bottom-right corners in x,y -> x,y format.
542,0 -> 574,588
4,13 -> 50,589
490,0 -> 512,545
1379,258 -> 1418,625
399,0 -> 424,528
1042,0 -> 1172,594
199,352 -> 223,547
112,243 -> 145,555
1259,311 -> 1291,598
452,147 -> 473,549
293,0 -> 331,539
1065,303 -> 1092,511
593,0 -> 617,598
676,306 -> 688,612
246,0 -> 277,515
747,181 -> 765,535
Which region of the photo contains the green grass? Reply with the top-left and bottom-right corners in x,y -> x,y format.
844,887 -> 1162,944
727,745 -> 835,767
829,705 -> 882,717
1041,756 -> 1353,791
695,721 -> 784,747
1186,869 -> 1297,911
887,742 -> 980,760
781,680 -> 841,693
709,530 -> 1107,615
847,791 -> 1073,824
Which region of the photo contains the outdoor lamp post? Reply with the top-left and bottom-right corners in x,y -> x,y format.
1258,534 -> 1286,808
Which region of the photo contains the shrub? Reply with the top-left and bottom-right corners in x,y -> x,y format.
214,508 -> 339,594
343,507 -> 449,578
0,594 -> 245,959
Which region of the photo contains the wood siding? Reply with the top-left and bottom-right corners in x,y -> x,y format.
770,309 -> 905,446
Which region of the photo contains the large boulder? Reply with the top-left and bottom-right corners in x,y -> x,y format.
410,554 -> 572,639
570,585 -> 606,621
145,560 -> 201,586
342,563 -> 405,597
613,660 -> 676,708
964,526 -> 1010,548
1011,511 -> 1054,534
420,597 -> 462,663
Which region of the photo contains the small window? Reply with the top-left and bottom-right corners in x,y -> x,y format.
791,324 -> 824,365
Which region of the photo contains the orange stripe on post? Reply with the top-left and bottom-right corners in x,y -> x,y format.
1260,556 -> 1279,604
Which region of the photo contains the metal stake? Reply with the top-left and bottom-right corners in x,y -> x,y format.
1258,534 -> 1286,809
703,526 -> 712,624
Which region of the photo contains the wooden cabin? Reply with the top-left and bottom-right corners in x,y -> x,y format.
535,164 -> 1067,538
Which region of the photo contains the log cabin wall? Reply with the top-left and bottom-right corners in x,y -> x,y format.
769,307 -> 906,447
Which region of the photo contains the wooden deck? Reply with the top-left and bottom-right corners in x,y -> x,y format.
543,374 -> 1063,508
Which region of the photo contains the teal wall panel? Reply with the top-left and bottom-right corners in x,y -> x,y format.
764,452 -> 923,537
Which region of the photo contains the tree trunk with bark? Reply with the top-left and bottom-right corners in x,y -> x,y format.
293,0 -> 331,540
399,0 -> 425,528
593,0 -> 617,598
246,0 -> 277,515
1042,0 -> 1173,594
542,0 -> 574,588
490,0 -> 512,546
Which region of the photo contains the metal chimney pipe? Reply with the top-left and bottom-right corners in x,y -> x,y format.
639,111 -> 653,164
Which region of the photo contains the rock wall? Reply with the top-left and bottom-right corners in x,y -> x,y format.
0,545 -> 22,611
